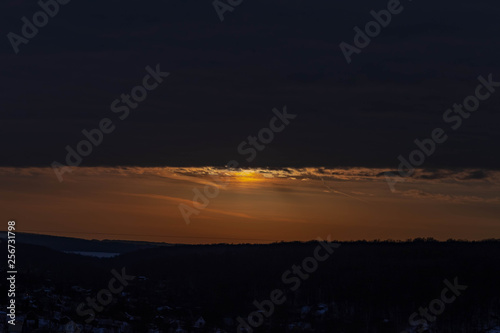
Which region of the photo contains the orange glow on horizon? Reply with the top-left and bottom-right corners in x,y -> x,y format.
0,167 -> 499,244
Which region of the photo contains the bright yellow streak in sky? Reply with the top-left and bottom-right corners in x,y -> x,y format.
231,170 -> 266,183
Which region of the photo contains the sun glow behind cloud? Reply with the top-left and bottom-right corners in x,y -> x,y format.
231,170 -> 267,183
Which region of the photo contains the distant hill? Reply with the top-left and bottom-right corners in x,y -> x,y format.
0,232 -> 171,254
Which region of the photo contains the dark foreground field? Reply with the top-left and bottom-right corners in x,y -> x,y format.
1,236 -> 499,333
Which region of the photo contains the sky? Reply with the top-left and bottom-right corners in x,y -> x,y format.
1,0 -> 499,242
1,166 -> 499,243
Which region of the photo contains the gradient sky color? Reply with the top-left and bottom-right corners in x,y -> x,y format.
3,166 -> 499,243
